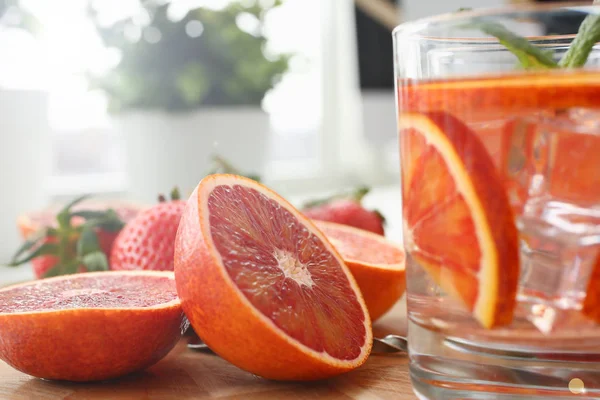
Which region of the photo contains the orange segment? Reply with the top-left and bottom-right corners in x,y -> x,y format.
399,111 -> 520,328
313,220 -> 406,321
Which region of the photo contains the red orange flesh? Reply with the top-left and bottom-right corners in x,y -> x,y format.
583,256 -> 600,323
0,271 -> 186,382
313,220 -> 406,321
399,112 -> 520,328
174,175 -> 372,380
400,71 -> 600,119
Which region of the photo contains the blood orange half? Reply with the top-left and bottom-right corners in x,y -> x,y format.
399,111 -> 520,328
174,174 -> 373,381
0,271 -> 186,382
313,220 -> 405,322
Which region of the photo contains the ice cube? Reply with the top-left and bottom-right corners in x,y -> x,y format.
503,108 -> 600,212
503,108 -> 600,333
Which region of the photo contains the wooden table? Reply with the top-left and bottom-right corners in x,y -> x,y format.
0,300 -> 416,400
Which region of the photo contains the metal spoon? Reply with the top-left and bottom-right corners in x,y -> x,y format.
372,334 -> 408,354
188,334 -> 407,355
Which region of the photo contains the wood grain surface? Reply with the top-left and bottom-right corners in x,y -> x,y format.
0,299 -> 416,400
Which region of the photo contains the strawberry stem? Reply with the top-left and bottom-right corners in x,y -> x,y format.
302,186 -> 371,209
208,154 -> 262,182
351,186 -> 370,202
158,188 -> 181,203
56,194 -> 90,230
7,195 -> 124,276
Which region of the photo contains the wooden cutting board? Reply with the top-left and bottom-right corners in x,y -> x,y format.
0,299 -> 416,400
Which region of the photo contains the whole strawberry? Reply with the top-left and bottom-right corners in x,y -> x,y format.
110,189 -> 186,271
9,195 -> 125,279
302,187 -> 385,235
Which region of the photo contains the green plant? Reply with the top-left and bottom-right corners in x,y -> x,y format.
88,1 -> 291,113
0,0 -> 40,33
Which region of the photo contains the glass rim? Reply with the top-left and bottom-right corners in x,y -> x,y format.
392,1 -> 598,39
413,34 -> 578,45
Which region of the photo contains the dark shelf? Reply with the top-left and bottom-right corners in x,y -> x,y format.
354,0 -> 400,90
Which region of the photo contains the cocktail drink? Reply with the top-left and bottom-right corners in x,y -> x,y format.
394,3 -> 600,399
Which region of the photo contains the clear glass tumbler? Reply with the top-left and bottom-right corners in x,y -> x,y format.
394,3 -> 600,399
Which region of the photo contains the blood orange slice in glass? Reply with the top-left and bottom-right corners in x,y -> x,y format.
175,174 -> 373,380
313,220 -> 405,322
0,271 -> 186,382
402,70 -> 600,118
583,256 -> 600,323
399,111 -> 520,328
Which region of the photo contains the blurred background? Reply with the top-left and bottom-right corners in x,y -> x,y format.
0,0 -> 539,277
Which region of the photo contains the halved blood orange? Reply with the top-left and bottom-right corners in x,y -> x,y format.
583,256 -> 600,323
174,174 -> 373,381
0,271 -> 186,382
400,70 -> 600,118
399,111 -> 520,328
313,220 -> 405,322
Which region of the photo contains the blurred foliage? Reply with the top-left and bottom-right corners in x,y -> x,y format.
88,0 -> 291,113
0,0 -> 41,33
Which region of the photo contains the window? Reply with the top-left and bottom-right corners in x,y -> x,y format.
1,0 -> 401,201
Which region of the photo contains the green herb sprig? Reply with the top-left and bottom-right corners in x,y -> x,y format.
463,4 -> 600,69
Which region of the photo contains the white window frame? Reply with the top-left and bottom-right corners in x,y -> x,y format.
47,0 -> 396,200
248,0 -> 392,196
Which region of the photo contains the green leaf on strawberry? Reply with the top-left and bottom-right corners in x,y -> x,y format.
56,194 -> 91,229
8,242 -> 60,266
77,225 -> 102,257
81,252 -> 109,272
42,261 -> 79,278
6,195 -> 124,278
9,228 -> 56,264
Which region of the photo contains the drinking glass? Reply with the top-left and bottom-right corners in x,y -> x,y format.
394,3 -> 600,399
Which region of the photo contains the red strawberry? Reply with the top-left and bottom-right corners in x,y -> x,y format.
210,154 -> 386,235
97,229 -> 120,257
32,253 -> 88,278
302,187 -> 385,235
32,254 -> 59,279
9,195 -> 126,279
110,189 -> 186,271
